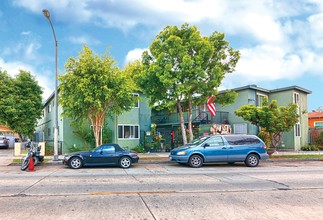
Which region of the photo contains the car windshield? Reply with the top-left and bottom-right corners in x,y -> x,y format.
186,136 -> 210,146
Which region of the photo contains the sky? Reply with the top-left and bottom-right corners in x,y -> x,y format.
0,0 -> 322,111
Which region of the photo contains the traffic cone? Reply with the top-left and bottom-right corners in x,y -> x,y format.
27,156 -> 35,172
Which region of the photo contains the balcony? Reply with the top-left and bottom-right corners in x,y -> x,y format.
151,109 -> 229,126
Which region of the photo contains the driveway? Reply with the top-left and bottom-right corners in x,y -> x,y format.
0,147 -> 14,166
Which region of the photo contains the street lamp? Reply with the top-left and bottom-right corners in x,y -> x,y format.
42,9 -> 59,161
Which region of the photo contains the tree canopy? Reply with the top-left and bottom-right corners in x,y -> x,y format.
235,98 -> 299,148
59,45 -> 136,147
0,69 -> 43,139
135,23 -> 240,144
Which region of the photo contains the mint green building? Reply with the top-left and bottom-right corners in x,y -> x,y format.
35,84 -> 311,153
35,92 -> 151,154
152,85 -> 311,150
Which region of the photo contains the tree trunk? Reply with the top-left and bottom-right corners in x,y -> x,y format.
89,112 -> 105,147
271,132 -> 282,148
188,99 -> 193,143
177,100 -> 187,145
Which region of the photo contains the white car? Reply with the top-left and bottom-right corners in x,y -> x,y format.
0,136 -> 9,149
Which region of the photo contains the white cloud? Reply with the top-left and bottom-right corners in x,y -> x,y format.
307,13 -> 323,49
10,0 -> 323,89
2,42 -> 41,61
12,0 -> 92,23
0,58 -> 53,100
69,35 -> 101,46
124,48 -> 146,64
21,31 -> 31,35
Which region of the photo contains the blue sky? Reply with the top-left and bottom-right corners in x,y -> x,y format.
0,0 -> 322,111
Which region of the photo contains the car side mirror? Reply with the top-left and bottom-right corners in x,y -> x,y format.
204,143 -> 210,148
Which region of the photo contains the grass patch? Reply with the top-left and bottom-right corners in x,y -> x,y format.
12,158 -> 51,163
270,154 -> 323,159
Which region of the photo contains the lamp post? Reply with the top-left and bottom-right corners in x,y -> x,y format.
42,9 -> 59,161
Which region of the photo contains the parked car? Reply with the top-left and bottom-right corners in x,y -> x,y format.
0,136 -> 9,149
63,143 -> 139,169
169,134 -> 269,168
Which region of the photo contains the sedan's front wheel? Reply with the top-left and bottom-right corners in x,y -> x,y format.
188,155 -> 203,168
68,157 -> 83,169
245,154 -> 259,167
119,156 -> 132,169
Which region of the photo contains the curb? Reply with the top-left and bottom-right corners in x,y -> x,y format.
7,157 -> 323,167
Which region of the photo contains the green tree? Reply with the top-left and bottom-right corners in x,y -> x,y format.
59,45 -> 136,147
136,23 -> 239,144
0,69 -> 43,139
235,98 -> 299,149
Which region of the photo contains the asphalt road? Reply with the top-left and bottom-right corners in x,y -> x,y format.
1,159 -> 323,220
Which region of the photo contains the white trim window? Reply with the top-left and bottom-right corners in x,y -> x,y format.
294,123 -> 300,137
314,121 -> 323,128
47,104 -> 52,113
293,92 -> 300,105
293,92 -> 300,115
118,125 -> 139,139
256,93 -> 268,107
132,93 -> 139,108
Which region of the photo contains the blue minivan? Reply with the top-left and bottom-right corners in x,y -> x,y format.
169,134 -> 269,168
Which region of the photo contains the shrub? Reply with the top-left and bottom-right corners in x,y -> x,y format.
132,144 -> 147,153
68,144 -> 82,153
68,144 -> 93,153
301,145 -> 319,151
45,145 -> 54,156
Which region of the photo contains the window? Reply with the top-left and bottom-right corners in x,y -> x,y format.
48,128 -> 51,137
233,123 -> 247,134
101,145 -> 115,154
224,135 -> 245,145
256,93 -> 268,107
206,136 -> 224,146
224,135 -> 260,145
47,104 -> 51,113
132,93 -> 139,108
118,125 -> 139,139
294,123 -> 300,137
293,92 -> 300,105
314,122 -> 323,128
243,136 -> 260,144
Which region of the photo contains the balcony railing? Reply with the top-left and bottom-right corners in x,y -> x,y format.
152,109 -> 229,125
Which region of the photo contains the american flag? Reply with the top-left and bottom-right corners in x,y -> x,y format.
207,95 -> 216,117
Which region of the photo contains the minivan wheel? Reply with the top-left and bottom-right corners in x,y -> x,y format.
189,155 -> 203,168
245,154 -> 259,167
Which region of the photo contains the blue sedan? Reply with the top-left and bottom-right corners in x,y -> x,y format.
63,143 -> 139,169
170,135 -> 269,168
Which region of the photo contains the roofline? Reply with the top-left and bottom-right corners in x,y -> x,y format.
43,90 -> 56,106
230,84 -> 269,93
269,85 -> 312,94
228,84 -> 311,95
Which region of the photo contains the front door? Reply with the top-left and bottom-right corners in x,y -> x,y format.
203,136 -> 228,162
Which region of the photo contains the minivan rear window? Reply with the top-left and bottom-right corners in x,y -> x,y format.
224,135 -> 260,145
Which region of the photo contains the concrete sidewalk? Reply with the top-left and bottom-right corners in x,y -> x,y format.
2,150 -> 323,167
2,152 -> 171,166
